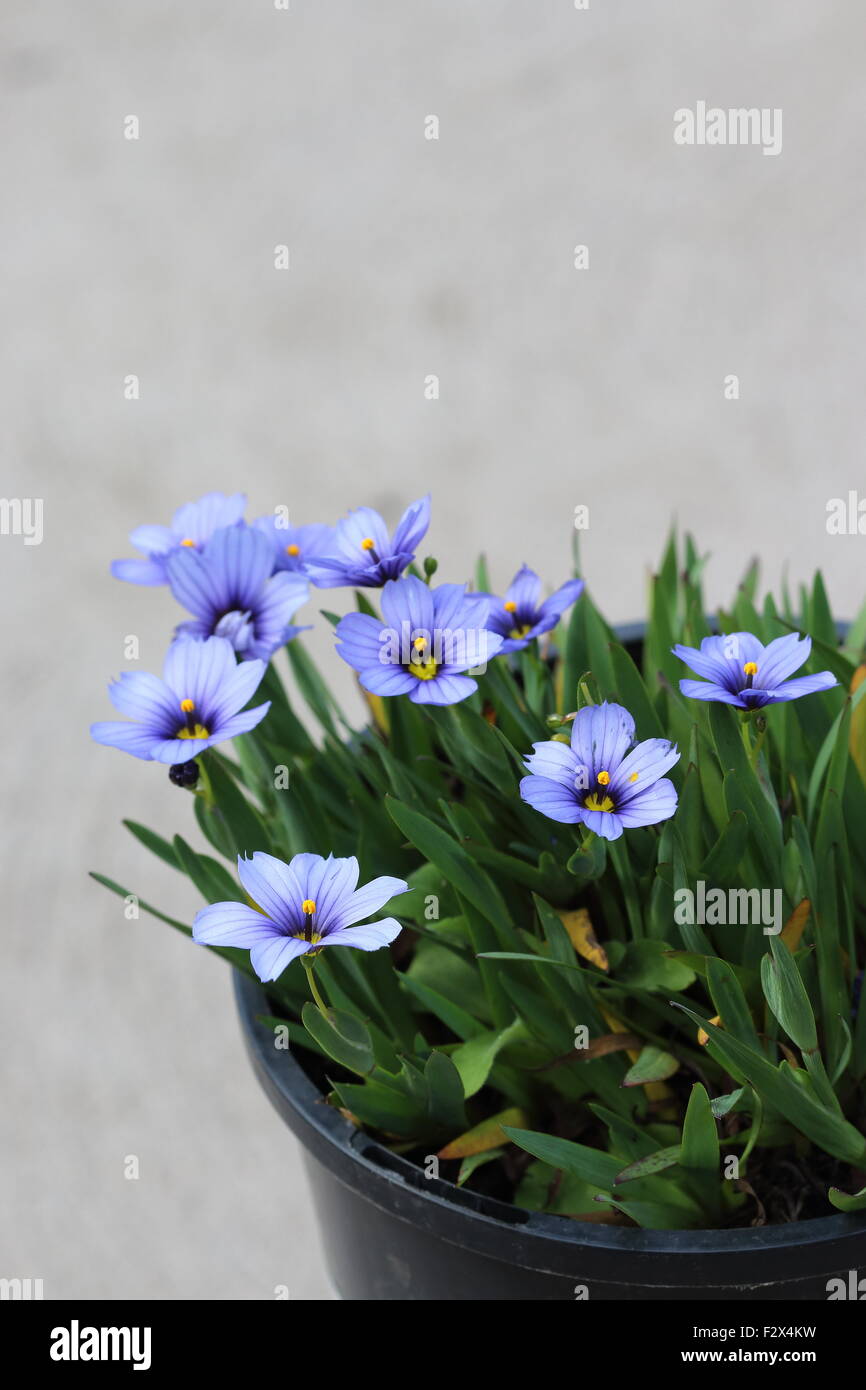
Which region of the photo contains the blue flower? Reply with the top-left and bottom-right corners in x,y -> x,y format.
90,636 -> 270,762
111,492 -> 246,585
167,524 -> 309,661
306,495 -> 431,588
192,852 -> 408,981
335,574 -> 504,706
520,701 -> 679,840
253,515 -> 337,580
673,632 -> 837,709
484,565 -> 584,653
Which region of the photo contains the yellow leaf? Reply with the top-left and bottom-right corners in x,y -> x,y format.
780,898 -> 811,953
850,666 -> 866,786
697,1014 -> 722,1047
360,685 -> 388,735
438,1106 -> 527,1160
558,907 -> 609,972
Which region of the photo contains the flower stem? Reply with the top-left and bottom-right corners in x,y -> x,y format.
302,957 -> 330,1017
195,754 -> 216,810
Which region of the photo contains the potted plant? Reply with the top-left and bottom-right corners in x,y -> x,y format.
92,493 -> 866,1300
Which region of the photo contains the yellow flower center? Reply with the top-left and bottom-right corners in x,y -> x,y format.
286,543 -> 301,556
301,899 -> 317,915
743,661 -> 758,676
180,538 -> 196,547
504,600 -> 517,613
409,636 -> 438,681
597,770 -> 611,786
584,793 -> 615,813
509,623 -> 532,639
361,537 -> 376,551
177,697 -> 208,739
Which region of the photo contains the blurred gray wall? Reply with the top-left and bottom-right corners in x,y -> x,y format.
2,0 -> 864,1298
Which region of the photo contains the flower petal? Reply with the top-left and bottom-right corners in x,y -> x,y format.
192,901 -> 281,947
391,494 -> 431,554
615,778 -> 678,828
679,679 -> 746,707
250,935 -> 314,981
236,853 -> 302,932
523,739 -> 579,788
408,673 -> 478,704
90,721 -> 159,760
611,738 -> 680,800
107,672 -> 177,727
760,671 -> 838,703
519,774 -> 582,823
329,874 -> 409,930
570,702 -> 635,776
320,918 -> 403,952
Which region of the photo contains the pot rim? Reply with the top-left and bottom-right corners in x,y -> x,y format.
235,973 -> 866,1282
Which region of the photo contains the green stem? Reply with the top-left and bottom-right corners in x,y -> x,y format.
302,957 -> 330,1017
195,754 -> 216,810
608,839 -> 644,940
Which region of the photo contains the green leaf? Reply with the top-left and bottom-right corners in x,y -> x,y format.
502,1128 -> 621,1191
122,820 -> 180,871
610,940 -> 697,992
622,1046 -> 679,1087
828,1183 -> 866,1213
705,957 -> 763,1052
609,643 -> 664,739
680,1082 -> 719,1173
330,1077 -> 426,1138
173,835 -> 243,904
672,1004 -> 866,1164
286,640 -> 344,738
200,752 -> 270,858
385,797 -> 515,946
614,1145 -> 681,1184
424,1051 -> 467,1131
400,973 -> 484,1042
761,936 -> 817,1053
450,1018 -> 525,1098
457,1149 -> 505,1187
301,1003 -> 375,1077
701,810 -> 749,883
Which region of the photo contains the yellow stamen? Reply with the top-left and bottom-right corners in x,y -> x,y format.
180,538 -> 196,547
286,543 -> 301,556
180,698 -> 195,713
743,661 -> 758,676
412,636 -> 427,651
629,772 -> 638,783
178,722 -> 209,739
508,623 -> 532,639
597,770 -> 611,786
301,899 -> 317,915
360,537 -> 376,551
584,792 -> 615,813
504,600 -> 517,613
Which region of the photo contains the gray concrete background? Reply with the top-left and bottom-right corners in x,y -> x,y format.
2,1 -> 865,1299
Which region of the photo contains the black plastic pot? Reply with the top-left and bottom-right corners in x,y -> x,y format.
234,973 -> 866,1301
